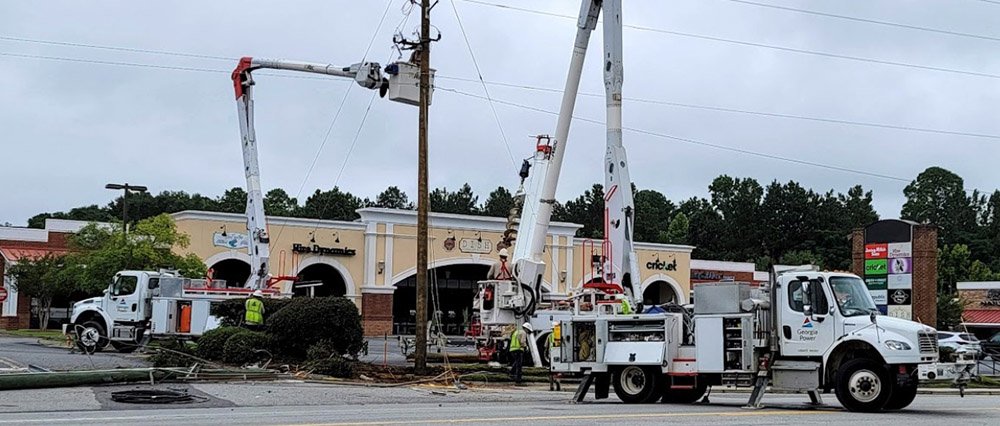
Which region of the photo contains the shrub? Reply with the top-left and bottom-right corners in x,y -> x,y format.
306,357 -> 356,378
267,297 -> 363,360
150,339 -> 198,367
222,330 -> 273,365
306,340 -> 339,361
196,326 -> 244,361
211,297 -> 292,327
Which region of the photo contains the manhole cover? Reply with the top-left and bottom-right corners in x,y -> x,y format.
110,389 -> 205,404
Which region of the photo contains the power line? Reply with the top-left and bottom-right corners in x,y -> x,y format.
457,0 -> 1000,81
448,0 -> 516,166
723,0 -> 1000,43
0,35 -> 232,61
435,75 -> 1000,140
436,86 -> 910,183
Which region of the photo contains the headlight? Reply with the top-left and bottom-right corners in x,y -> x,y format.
884,340 -> 911,351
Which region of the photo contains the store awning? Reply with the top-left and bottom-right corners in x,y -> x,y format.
0,248 -> 68,263
962,309 -> 1000,326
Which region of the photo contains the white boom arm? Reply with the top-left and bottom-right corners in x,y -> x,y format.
230,57 -> 391,289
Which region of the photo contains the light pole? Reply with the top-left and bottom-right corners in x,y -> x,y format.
105,183 -> 147,233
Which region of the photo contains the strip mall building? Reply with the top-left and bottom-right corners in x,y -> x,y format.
171,209 -> 695,336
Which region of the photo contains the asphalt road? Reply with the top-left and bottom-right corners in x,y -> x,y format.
0,337 -> 148,371
0,385 -> 997,426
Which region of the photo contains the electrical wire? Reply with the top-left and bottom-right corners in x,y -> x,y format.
436,86 -> 910,183
0,34 -> 232,61
434,75 -> 1000,141
722,0 -> 1000,43
449,0 -> 516,167
457,0 -> 1000,81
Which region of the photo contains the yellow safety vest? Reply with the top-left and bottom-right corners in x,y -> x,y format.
621,299 -> 633,315
510,328 -> 524,352
245,297 -> 264,325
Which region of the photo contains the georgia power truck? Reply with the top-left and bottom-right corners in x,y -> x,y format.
548,267 -> 946,412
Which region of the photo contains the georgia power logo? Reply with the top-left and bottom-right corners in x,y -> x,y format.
802,317 -> 813,328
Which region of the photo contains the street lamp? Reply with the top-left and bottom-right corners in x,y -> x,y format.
105,183 -> 147,233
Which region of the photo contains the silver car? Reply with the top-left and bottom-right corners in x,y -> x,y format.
937,331 -> 982,359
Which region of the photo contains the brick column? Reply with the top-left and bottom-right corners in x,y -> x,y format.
361,289 -> 394,336
850,228 -> 865,277
911,225 -> 938,327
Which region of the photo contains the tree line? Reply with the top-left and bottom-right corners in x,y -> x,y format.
21,166 -> 1000,329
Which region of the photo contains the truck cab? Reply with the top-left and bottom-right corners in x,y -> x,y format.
70,270 -> 163,353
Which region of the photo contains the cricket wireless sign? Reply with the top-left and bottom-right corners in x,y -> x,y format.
863,220 -> 915,320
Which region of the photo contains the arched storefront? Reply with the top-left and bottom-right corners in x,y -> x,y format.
641,274 -> 684,306
205,252 -> 252,287
392,262 -> 489,336
293,257 -> 353,298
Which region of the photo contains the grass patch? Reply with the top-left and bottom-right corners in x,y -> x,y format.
0,329 -> 65,342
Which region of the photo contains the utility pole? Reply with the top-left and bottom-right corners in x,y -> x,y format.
105,183 -> 147,234
413,0 -> 432,373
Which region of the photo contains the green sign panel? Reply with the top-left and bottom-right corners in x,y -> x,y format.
864,259 -> 887,275
865,277 -> 888,290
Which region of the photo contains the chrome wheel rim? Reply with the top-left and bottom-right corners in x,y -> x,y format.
80,326 -> 100,347
848,369 -> 881,403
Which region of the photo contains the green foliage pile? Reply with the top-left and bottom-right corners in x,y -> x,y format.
150,339 -> 199,367
268,297 -> 364,360
195,326 -> 244,360
222,330 -> 272,365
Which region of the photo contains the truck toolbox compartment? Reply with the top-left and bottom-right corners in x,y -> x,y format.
603,342 -> 665,365
771,360 -> 820,391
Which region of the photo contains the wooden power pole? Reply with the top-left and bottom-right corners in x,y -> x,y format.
413,0 -> 432,373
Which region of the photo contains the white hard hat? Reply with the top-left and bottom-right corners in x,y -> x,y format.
252,290 -> 263,297
499,248 -> 509,257
522,322 -> 533,331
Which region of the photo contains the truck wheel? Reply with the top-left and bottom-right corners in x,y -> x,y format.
536,333 -> 551,367
661,382 -> 708,404
883,381 -> 917,410
612,366 -> 662,404
834,358 -> 892,412
110,341 -> 138,353
75,321 -> 108,353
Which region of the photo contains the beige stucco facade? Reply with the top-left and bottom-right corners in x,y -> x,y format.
172,209 -> 693,335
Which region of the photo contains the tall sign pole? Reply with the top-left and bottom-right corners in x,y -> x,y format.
413,0 -> 432,373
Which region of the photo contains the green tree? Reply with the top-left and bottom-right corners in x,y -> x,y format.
662,212 -> 689,244
779,250 -> 823,268
677,197 -> 725,259
482,186 -> 515,218
938,244 -> 972,294
5,254 -> 76,329
263,188 -> 298,216
633,189 -> 675,243
67,215 -> 206,294
901,167 -> 976,244
371,186 -> 413,210
937,293 -> 966,331
554,184 -> 605,238
709,176 -> 763,261
215,187 -> 248,214
298,187 -> 363,220
429,183 -> 479,215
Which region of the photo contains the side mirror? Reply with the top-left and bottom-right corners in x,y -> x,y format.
103,288 -> 109,295
803,304 -> 813,318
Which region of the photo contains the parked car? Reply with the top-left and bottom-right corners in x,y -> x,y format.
937,331 -> 982,359
982,332 -> 1000,362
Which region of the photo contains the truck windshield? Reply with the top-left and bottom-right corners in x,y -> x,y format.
829,276 -> 877,317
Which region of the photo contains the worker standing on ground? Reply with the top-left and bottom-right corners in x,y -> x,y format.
245,290 -> 265,331
509,322 -> 531,385
488,248 -> 513,280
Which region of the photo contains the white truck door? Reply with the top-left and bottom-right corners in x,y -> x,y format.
108,273 -> 143,324
779,279 -> 835,356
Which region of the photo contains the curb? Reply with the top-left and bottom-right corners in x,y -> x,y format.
707,387 -> 1000,396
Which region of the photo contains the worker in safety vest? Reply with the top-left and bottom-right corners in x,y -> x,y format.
509,322 -> 531,385
245,290 -> 265,330
488,248 -> 513,280
547,322 -> 562,391
616,293 -> 633,315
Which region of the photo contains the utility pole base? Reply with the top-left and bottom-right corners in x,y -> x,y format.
744,375 -> 769,409
573,372 -> 595,403
806,390 -> 823,406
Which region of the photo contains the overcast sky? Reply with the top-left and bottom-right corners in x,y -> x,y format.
2,0 -> 999,226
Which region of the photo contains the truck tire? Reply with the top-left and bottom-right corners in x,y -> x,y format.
536,333 -> 551,367
612,366 -> 662,404
834,358 -> 892,412
75,320 -> 108,353
661,382 -> 708,404
883,381 -> 917,410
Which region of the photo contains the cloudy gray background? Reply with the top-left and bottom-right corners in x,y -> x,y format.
2,0 -> 998,226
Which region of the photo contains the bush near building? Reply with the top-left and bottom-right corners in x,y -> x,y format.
211,298 -> 292,327
195,326 -> 244,360
222,330 -> 273,365
267,297 -> 364,360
